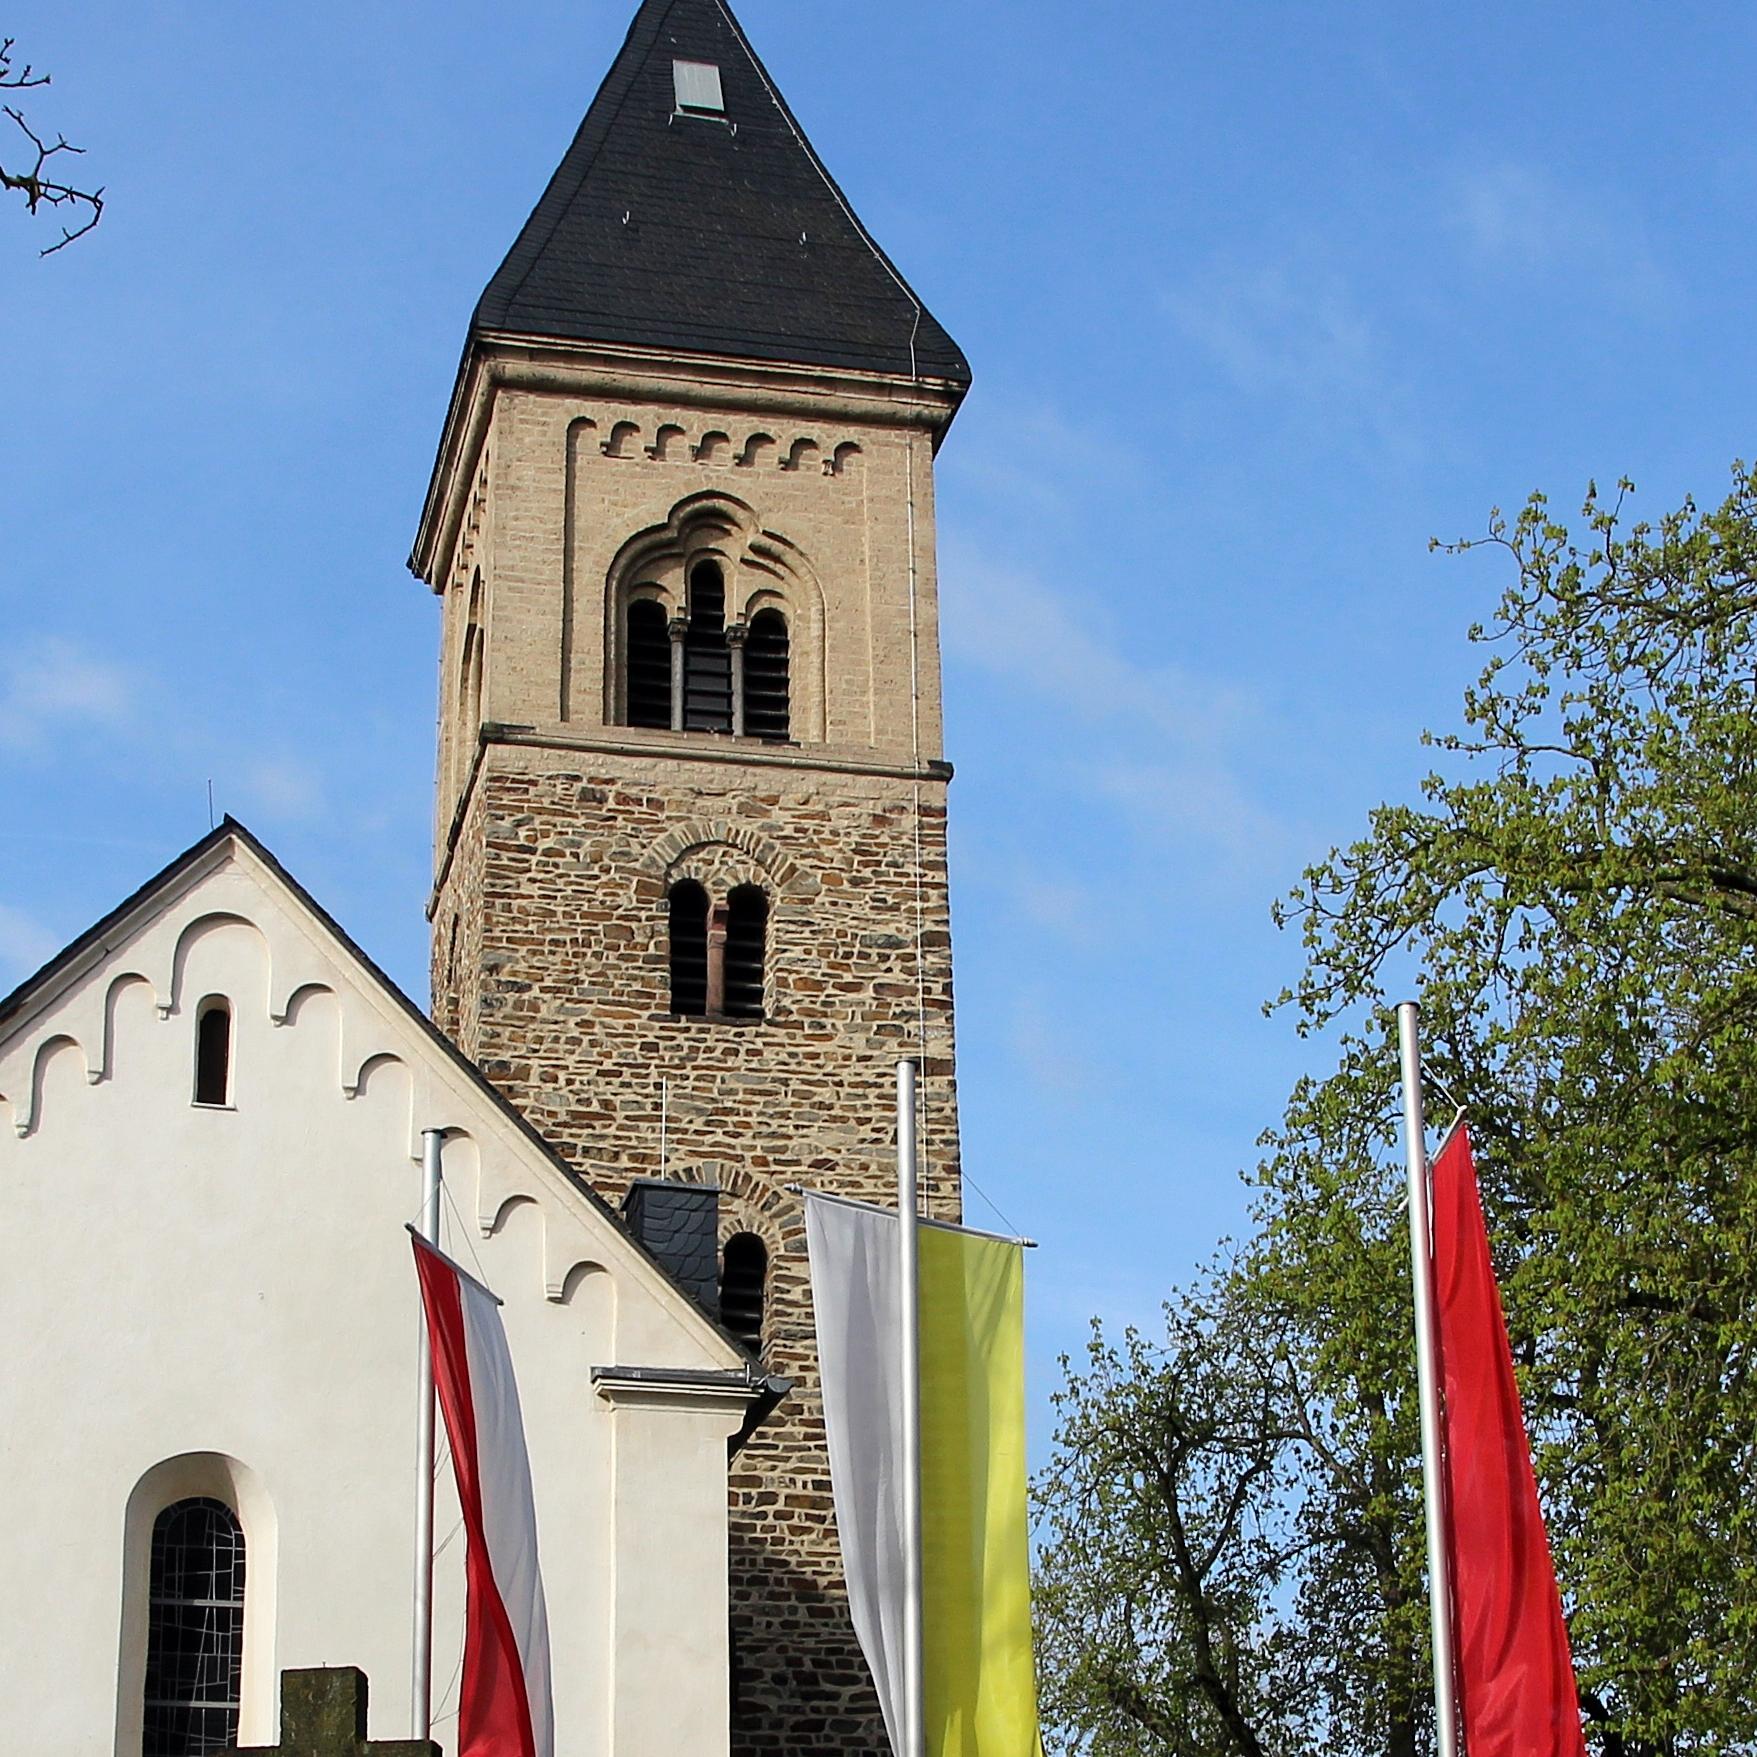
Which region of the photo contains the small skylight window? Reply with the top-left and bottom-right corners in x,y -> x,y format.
673,59 -> 725,117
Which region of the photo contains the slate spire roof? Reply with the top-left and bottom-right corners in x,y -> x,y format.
472,0 -> 969,387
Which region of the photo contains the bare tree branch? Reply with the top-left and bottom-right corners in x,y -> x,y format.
0,40 -> 103,253
0,37 -> 50,89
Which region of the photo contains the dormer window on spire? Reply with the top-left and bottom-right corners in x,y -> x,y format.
673,60 -> 725,118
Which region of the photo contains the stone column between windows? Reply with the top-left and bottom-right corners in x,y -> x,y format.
667,614 -> 687,732
705,902 -> 729,1018
726,621 -> 748,738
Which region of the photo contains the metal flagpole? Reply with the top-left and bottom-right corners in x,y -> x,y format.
1397,1003 -> 1460,1757
413,1128 -> 444,1741
896,1058 -> 926,1757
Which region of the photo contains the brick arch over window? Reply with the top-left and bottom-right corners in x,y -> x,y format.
599,491 -> 826,741
648,827 -> 809,1026
640,820 -> 817,900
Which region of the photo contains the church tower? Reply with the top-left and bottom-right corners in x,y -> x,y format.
412,2 -> 968,1748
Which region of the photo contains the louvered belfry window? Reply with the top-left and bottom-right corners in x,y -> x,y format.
723,886 -> 768,1020
143,1497 -> 246,1756
668,880 -> 768,1022
669,881 -> 710,1017
721,1233 -> 768,1353
743,609 -> 790,741
682,562 -> 734,733
626,599 -> 672,729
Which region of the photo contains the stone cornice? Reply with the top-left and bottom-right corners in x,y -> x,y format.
591,1364 -> 769,1414
428,723 -> 952,914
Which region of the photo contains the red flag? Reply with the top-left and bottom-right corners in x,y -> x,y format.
411,1235 -> 555,1757
1431,1125 -> 1587,1757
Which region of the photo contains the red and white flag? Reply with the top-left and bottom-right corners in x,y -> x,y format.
411,1234 -> 555,1757
1431,1125 -> 1587,1757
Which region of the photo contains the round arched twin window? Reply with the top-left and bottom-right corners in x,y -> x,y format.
669,881 -> 768,1021
624,561 -> 790,740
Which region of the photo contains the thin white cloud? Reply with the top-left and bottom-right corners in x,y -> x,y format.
1452,159 -> 1560,266
0,638 -> 134,748
242,755 -> 325,821
942,540 -> 1292,867
1161,247 -> 1417,460
1447,158 -> 1673,313
1095,759 -> 1288,868
948,546 -> 1256,743
1009,993 -> 1101,1099
1007,875 -> 1108,947
942,395 -> 1145,527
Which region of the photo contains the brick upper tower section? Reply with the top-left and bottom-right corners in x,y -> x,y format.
411,4 -> 968,1752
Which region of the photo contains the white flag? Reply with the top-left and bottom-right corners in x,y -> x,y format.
806,1193 -> 910,1754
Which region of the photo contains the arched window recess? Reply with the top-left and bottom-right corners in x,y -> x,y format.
193,998 -> 232,1107
683,561 -> 734,734
721,1233 -> 768,1354
669,881 -> 710,1019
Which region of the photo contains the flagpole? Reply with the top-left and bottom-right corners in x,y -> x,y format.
1397,1003 -> 1460,1757
413,1127 -> 443,1742
896,1058 -> 926,1757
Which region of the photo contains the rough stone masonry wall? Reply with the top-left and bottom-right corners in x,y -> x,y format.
431,741 -> 962,1755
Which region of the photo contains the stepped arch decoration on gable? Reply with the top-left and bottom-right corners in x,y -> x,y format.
597,490 -> 827,740
0,841 -> 723,1344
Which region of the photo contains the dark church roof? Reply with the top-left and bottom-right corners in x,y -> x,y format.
472,0 -> 969,387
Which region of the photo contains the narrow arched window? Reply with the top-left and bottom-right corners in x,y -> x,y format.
143,1497 -> 246,1756
682,561 -> 733,733
721,1233 -> 767,1354
723,886 -> 768,1021
459,572 -> 485,739
669,881 -> 709,1017
743,609 -> 790,741
194,999 -> 231,1107
626,598 -> 672,729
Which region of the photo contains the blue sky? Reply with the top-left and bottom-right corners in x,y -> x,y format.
7,0 -> 1755,1427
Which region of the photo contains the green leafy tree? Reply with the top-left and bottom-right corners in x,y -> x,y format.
1036,465 -> 1757,1757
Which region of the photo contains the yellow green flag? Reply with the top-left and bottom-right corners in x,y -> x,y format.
919,1224 -> 1039,1757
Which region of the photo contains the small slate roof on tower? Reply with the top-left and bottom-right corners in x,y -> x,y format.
473,0 -> 969,386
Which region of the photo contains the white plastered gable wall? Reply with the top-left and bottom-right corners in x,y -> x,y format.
0,827 -> 753,1757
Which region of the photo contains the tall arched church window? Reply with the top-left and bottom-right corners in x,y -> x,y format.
742,609 -> 790,742
682,561 -> 733,733
723,886 -> 768,1021
143,1497 -> 246,1756
669,881 -> 710,1017
721,1233 -> 767,1354
626,599 -> 672,729
193,999 -> 231,1107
